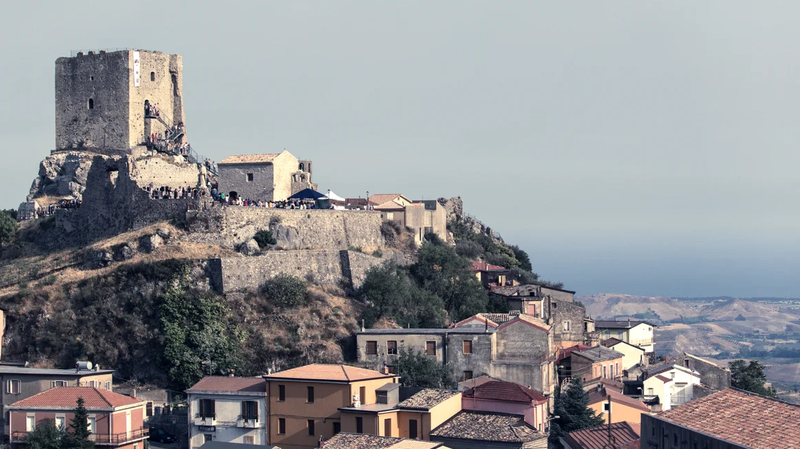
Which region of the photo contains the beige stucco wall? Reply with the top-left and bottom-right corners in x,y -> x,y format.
271,151 -> 300,201
628,323 -> 655,353
609,343 -> 645,371
590,399 -> 648,425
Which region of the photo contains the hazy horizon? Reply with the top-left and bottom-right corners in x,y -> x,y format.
1,1 -> 799,298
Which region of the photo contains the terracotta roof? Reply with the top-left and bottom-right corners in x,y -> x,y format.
368,194 -> 408,206
458,375 -> 501,390
469,260 -> 507,272
373,200 -> 406,211
572,346 -> 625,363
9,387 -> 142,410
491,284 -> 542,297
655,389 -> 800,449
430,411 -> 546,443
187,376 -> 265,394
562,422 -> 641,449
497,314 -> 551,333
463,380 -> 547,404
321,433 -> 444,449
654,375 -> 672,383
557,344 -> 593,362
218,154 -> 280,165
264,364 -> 393,383
397,389 -> 459,410
588,388 -> 651,412
451,314 -> 500,329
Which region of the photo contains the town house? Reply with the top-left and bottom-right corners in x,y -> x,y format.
569,346 -> 625,383
0,364 -> 113,441
641,364 -> 701,411
601,338 -> 647,372
594,320 -> 656,354
461,380 -> 548,433
8,387 -> 147,449
186,376 -> 267,449
586,387 -> 650,426
263,364 -> 396,449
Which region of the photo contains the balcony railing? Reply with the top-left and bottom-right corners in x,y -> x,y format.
630,339 -> 654,347
193,415 -> 216,426
236,418 -> 262,428
12,428 -> 148,445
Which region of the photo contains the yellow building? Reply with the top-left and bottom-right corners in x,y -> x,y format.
339,389 -> 462,440
263,364 -> 396,449
587,388 -> 651,425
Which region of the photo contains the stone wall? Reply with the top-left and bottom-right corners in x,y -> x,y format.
447,333 -> 493,381
550,300 -> 588,346
186,207 -> 385,250
542,287 -> 575,303
673,353 -> 731,391
129,52 -> 185,147
130,153 -> 203,188
218,162 -> 276,201
209,249 -> 401,293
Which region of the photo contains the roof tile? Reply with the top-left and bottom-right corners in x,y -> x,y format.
263,364 -> 393,383
397,389 -> 459,410
9,387 -> 141,409
463,381 -> 547,404
430,411 -> 545,443
187,376 -> 265,393
562,422 -> 641,449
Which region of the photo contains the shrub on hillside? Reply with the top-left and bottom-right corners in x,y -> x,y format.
260,274 -> 308,308
253,230 -> 277,249
455,240 -> 482,259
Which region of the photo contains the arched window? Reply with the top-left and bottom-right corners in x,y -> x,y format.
88,98 -> 94,109
150,72 -> 155,81
299,163 -> 304,171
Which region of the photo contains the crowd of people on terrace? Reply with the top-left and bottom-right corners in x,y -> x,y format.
145,183 -> 208,200
28,199 -> 82,219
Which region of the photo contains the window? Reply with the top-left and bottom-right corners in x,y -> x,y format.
409,419 -> 418,439
603,402 -> 611,413
647,388 -> 654,395
278,418 -> 286,434
88,98 -> 94,109
384,418 -> 392,437
563,320 -> 571,331
246,173 -> 254,182
51,381 -> 68,388
333,422 -> 341,435
89,76 -> 94,81
244,436 -> 254,445
105,382 -> 111,391
463,371 -> 473,382
55,416 -> 65,431
307,420 -> 315,436
26,416 -> 35,432
204,434 -> 212,442
356,417 -> 363,434
387,365 -> 397,374
463,340 -> 472,354
307,386 -> 314,403
88,417 -> 96,434
241,401 -> 259,421
146,402 -> 153,417
278,385 -> 286,402
602,365 -> 607,379
150,72 -> 155,81
425,341 -> 436,356
674,434 -> 678,446
199,399 -> 215,418
387,341 -> 398,355
7,380 -> 20,394
359,386 -> 366,404
684,359 -> 691,368
366,341 -> 378,355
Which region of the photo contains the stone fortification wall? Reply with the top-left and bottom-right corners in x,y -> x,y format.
209,250 -> 402,293
186,207 -> 384,250
130,153 -> 202,188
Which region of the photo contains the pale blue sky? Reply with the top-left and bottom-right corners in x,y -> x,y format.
1,1 -> 799,297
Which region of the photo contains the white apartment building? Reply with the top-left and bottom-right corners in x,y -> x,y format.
186,377 -> 267,449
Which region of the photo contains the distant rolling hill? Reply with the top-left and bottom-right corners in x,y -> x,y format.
577,293 -> 700,322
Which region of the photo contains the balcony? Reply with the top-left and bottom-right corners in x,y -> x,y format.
193,415 -> 216,426
12,428 -> 148,446
236,417 -> 262,429
629,339 -> 654,347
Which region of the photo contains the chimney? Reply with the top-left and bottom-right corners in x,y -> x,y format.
665,356 -> 669,364
382,367 -> 389,375
361,319 -> 365,332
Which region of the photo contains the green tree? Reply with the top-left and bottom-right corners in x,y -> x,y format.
360,264 -> 446,328
397,347 -> 455,389
409,242 -> 489,321
0,211 -> 17,253
63,397 -> 93,449
729,360 -> 776,398
550,378 -> 604,447
253,230 -> 277,249
161,267 -> 244,390
260,274 -> 308,308
26,419 -> 63,449
508,245 -> 532,271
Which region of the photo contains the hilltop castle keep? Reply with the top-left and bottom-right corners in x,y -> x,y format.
55,50 -> 186,153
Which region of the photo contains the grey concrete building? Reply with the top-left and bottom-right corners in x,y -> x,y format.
56,49 -> 186,153
672,352 -> 731,391
357,315 -> 556,400
216,151 -> 315,202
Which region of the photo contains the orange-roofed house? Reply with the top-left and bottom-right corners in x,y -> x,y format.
186,376 -> 267,449
461,380 -> 549,432
587,387 -> 651,425
8,387 -> 147,449
263,364 -> 397,449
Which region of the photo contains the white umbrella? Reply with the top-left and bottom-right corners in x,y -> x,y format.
325,190 -> 346,201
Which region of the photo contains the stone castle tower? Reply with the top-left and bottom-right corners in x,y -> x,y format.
55,49 -> 186,154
